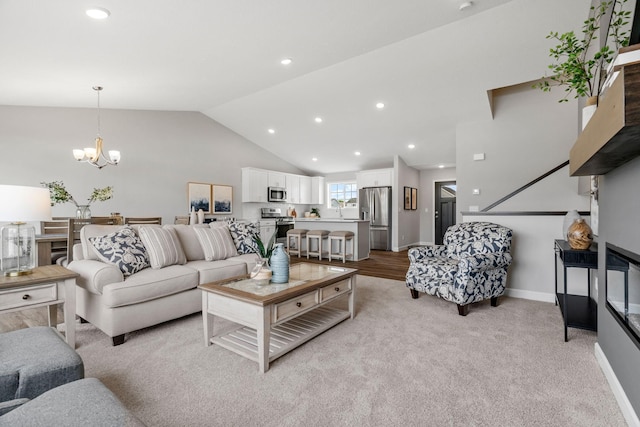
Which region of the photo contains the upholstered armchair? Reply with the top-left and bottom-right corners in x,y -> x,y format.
406,221 -> 513,315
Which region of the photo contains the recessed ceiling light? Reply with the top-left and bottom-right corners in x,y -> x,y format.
268,128 -> 275,134
354,151 -> 361,156
438,164 -> 445,168
312,157 -> 318,162
314,117 -> 323,123
459,2 -> 473,11
86,7 -> 110,19
376,102 -> 385,109
280,58 -> 292,65
408,144 -> 415,149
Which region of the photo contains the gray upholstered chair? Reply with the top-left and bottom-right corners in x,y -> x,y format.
0,378 -> 146,426
406,221 -> 513,316
0,327 -> 84,415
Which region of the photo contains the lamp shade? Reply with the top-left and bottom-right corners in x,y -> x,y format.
0,185 -> 52,222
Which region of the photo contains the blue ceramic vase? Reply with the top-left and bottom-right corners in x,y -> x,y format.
270,243 -> 289,284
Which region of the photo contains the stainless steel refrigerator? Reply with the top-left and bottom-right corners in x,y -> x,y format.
359,186 -> 392,251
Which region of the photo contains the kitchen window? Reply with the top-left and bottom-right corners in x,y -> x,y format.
328,182 -> 358,208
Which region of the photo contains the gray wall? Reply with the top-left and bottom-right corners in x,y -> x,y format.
0,105 -> 304,224
395,156 -> 420,250
598,156 -> 640,414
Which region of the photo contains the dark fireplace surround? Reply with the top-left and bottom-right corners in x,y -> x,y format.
606,243 -> 640,350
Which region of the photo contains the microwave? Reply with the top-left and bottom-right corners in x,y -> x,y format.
268,187 -> 287,202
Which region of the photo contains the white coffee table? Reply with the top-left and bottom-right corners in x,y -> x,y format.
199,263 -> 357,372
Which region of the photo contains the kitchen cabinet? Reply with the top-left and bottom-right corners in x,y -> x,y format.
311,176 -> 325,205
268,172 -> 286,188
286,174 -> 300,204
259,219 -> 276,241
242,168 -> 268,203
356,168 -> 392,188
299,176 -> 312,204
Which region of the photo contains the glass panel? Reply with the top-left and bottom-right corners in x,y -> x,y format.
606,244 -> 640,348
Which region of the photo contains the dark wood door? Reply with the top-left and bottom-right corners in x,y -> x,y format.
434,181 -> 456,245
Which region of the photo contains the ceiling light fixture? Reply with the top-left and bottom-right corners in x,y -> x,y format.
376,102 -> 385,109
438,164 -> 445,169
268,128 -> 275,134
314,117 -> 323,123
73,86 -> 121,169
354,151 -> 361,156
86,7 -> 111,19
408,144 -> 415,149
312,157 -> 318,162
459,2 -> 473,11
280,58 -> 292,65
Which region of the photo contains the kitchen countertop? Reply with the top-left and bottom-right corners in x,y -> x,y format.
294,218 -> 369,223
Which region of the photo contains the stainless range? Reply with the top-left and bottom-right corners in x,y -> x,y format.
261,208 -> 294,245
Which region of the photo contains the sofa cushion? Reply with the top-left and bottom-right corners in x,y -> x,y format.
81,224 -> 124,261
138,226 -> 186,269
88,227 -> 149,276
227,221 -> 260,255
194,227 -> 238,261
166,224 -> 208,261
101,264 -> 198,308
187,258 -> 249,284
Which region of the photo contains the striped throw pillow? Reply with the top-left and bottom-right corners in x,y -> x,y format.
193,226 -> 238,261
138,226 -> 187,269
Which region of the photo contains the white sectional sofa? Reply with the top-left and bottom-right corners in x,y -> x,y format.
68,222 -> 260,345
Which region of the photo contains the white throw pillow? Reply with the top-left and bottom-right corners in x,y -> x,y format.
194,226 -> 238,261
138,226 -> 187,269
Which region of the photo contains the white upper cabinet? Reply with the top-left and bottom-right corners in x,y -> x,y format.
299,176 -> 312,204
242,168 -> 268,202
286,174 -> 300,204
268,172 -> 286,188
356,168 -> 392,188
311,176 -> 325,205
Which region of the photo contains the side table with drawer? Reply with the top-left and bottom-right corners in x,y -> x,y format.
0,265 -> 79,348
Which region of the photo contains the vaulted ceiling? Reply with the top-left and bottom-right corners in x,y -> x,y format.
0,0 -> 590,174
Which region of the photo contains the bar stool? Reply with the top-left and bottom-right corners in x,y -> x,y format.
328,230 -> 355,263
306,230 -> 329,260
287,229 -> 308,258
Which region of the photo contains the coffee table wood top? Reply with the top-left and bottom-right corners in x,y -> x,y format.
198,262 -> 357,306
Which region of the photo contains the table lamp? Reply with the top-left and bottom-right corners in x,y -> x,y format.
0,185 -> 52,276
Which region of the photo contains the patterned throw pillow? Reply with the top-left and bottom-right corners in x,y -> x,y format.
226,221 -> 259,254
138,226 -> 187,269
88,227 -> 149,276
194,226 -> 238,261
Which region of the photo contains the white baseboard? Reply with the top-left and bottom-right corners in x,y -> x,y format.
595,343 -> 640,427
505,288 -> 555,303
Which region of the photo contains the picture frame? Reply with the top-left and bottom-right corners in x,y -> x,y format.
404,186 -> 411,210
188,182 -> 212,214
213,184 -> 233,214
411,188 -> 418,210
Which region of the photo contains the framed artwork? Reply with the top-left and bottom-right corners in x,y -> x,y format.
411,188 -> 418,210
188,182 -> 212,213
213,184 -> 233,214
404,186 -> 411,210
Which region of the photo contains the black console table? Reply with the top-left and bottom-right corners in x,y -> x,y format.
554,239 -> 598,342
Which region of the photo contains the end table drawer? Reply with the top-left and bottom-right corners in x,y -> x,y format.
319,279 -> 351,303
0,283 -> 57,311
272,291 -> 318,323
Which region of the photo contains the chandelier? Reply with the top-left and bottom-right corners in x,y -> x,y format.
73,86 -> 121,169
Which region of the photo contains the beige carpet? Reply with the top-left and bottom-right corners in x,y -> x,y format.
69,276 -> 626,427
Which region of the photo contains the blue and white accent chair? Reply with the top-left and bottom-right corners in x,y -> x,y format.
405,222 -> 513,316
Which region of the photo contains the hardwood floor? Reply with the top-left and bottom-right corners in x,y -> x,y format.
0,250 -> 410,333
290,249 -> 409,281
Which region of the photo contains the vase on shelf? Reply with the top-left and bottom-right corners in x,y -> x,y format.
76,205 -> 91,219
190,207 -> 197,225
567,219 -> 593,250
269,243 -> 289,284
197,209 -> 205,224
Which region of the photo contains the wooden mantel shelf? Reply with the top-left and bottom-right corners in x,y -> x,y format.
570,62 -> 640,176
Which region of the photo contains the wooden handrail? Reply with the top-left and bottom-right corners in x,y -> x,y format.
480,160 -> 570,212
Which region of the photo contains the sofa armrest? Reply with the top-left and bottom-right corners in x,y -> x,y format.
67,260 -> 124,295
0,398 -> 29,416
408,245 -> 446,263
458,252 -> 512,273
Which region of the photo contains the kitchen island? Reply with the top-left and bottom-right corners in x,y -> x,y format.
294,218 -> 370,261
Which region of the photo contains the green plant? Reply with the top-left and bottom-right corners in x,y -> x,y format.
41,181 -> 113,207
254,230 -> 277,259
535,0 -> 631,102
310,208 -> 321,218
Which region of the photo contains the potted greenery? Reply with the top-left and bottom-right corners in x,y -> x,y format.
535,0 -> 631,103
41,181 -> 113,218
253,230 -> 277,263
310,208 -> 321,218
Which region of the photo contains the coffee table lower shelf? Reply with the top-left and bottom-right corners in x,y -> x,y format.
211,306 -> 349,365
